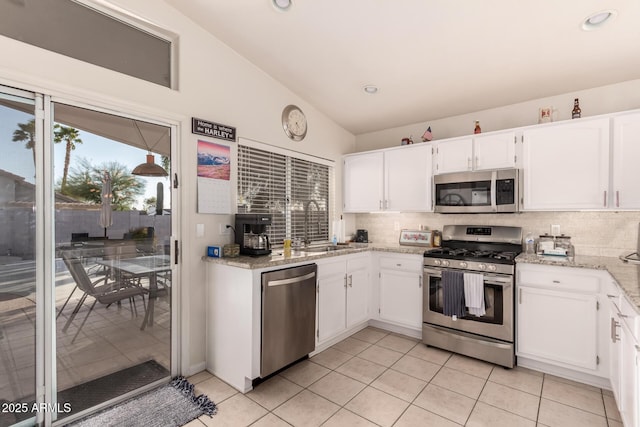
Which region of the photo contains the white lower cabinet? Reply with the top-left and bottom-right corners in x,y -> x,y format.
378,254 -> 423,330
516,263 -> 610,384
517,286 -> 598,370
608,289 -> 639,427
316,254 -> 369,344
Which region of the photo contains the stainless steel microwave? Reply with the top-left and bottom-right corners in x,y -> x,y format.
433,169 -> 520,213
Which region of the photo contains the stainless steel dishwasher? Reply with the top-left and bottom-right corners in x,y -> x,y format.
261,263 -> 317,377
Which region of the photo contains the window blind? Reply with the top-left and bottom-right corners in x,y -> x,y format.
237,145 -> 330,248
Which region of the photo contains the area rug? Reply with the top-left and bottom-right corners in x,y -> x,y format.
68,376 -> 216,427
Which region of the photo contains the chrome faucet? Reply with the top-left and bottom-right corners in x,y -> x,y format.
303,200 -> 320,246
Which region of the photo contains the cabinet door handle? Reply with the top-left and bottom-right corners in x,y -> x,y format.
348,274 -> 353,287
552,280 -> 560,284
604,190 -> 607,207
611,317 -> 620,343
607,294 -> 618,299
379,200 -> 383,210
344,274 -> 348,288
467,157 -> 472,170
385,199 -> 389,209
419,276 -> 422,288
616,191 -> 620,207
475,156 -> 479,169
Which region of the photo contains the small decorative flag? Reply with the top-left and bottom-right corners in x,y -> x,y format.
422,126 -> 433,142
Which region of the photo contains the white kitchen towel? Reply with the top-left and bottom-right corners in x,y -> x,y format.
463,273 -> 485,317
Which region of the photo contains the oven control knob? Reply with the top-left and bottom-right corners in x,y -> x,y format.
434,259 -> 441,266
459,262 -> 468,268
488,265 -> 497,271
478,263 -> 487,270
441,260 -> 450,267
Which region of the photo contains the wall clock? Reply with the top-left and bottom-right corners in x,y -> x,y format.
282,104 -> 307,141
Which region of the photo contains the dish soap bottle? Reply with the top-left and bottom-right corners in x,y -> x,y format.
332,234 -> 338,246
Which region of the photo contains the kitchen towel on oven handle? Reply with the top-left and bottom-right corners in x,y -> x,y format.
463,273 -> 486,317
442,270 -> 466,318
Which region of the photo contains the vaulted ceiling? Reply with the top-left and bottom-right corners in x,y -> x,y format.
166,0 -> 640,135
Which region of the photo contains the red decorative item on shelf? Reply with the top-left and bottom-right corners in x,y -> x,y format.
474,120 -> 481,134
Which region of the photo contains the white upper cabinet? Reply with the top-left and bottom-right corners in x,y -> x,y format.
522,117 -> 610,210
434,131 -> 518,174
612,112 -> 640,209
343,144 -> 432,213
434,137 -> 473,174
343,151 -> 384,212
384,144 -> 432,211
473,131 -> 518,171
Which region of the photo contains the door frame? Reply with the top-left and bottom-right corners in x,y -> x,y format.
0,82 -> 183,426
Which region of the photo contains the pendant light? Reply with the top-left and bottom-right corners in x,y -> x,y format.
131,120 -> 168,177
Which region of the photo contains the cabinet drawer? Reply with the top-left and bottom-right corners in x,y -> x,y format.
517,265 -> 600,293
347,254 -> 369,272
379,255 -> 422,272
619,295 -> 640,341
317,258 -> 345,279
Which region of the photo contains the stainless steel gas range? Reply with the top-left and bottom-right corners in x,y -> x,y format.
422,225 -> 522,368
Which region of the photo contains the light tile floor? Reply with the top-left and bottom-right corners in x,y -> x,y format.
186,327 -> 622,427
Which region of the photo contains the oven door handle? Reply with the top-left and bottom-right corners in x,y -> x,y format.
424,268 -> 512,288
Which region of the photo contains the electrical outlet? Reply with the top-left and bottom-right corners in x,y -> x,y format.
219,224 -> 231,235
393,221 -> 400,231
551,224 -> 560,236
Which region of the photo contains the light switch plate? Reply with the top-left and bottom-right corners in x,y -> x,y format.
551,224 -> 560,236
196,223 -> 205,238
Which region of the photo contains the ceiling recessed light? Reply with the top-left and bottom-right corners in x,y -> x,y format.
582,10 -> 616,31
272,0 -> 292,12
363,85 -> 378,94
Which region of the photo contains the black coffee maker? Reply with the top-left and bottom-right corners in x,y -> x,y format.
235,214 -> 272,256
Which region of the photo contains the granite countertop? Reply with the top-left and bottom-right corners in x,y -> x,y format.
517,253 -> 640,310
203,243 -> 428,269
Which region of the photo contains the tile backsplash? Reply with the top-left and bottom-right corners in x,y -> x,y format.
354,211 -> 640,257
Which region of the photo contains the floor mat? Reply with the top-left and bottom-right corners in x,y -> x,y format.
67,376 -> 216,427
58,359 -> 170,420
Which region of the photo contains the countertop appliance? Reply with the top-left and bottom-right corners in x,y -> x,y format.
422,224 -> 522,368
355,229 -> 368,243
434,169 -> 520,214
235,213 -> 272,256
620,222 -> 640,264
260,264 -> 317,377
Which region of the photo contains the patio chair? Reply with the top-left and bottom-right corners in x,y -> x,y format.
60,252 -> 147,343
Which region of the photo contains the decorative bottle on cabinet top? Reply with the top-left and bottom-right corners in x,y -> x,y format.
572,98 -> 581,119
474,120 -> 481,134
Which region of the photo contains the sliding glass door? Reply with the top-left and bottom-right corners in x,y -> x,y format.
0,85 -> 176,426
0,89 -> 38,426
52,103 -> 173,421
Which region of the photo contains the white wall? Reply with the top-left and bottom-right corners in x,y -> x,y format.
354,79 -> 640,151
0,0 -> 355,374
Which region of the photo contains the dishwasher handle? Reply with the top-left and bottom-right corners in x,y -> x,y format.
267,271 -> 316,287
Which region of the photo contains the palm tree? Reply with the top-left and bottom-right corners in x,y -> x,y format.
54,124 -> 83,194
62,158 -> 145,211
12,119 -> 36,166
